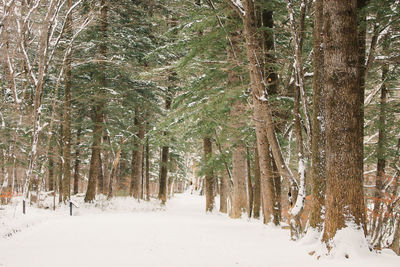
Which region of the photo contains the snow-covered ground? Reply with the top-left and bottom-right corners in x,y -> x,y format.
0,193 -> 399,267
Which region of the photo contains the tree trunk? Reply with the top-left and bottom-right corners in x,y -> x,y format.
130,147 -> 137,196
309,0 -> 326,231
118,150 -> 128,192
107,137 -> 125,199
62,0 -> 73,202
141,142 -> 145,199
220,170 -> 229,213
253,147 -> 261,219
231,144 -> 248,218
247,148 -> 253,218
371,52 -> 388,247
73,126 -> 82,195
48,144 -> 55,192
203,137 -> 215,212
227,15 -> 247,219
271,157 -> 281,225
168,176 -> 174,198
98,153 -> 104,194
291,71 -> 306,239
391,217 -> 400,255
158,146 -> 169,204
58,131 -> 63,203
102,133 -> 110,195
158,86 -> 172,204
322,0 -> 366,247
214,131 -> 232,213
130,111 -> 145,199
234,0 -> 297,224
85,0 -> 108,203
145,137 -> 150,201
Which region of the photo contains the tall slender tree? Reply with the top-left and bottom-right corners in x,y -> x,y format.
62,0 -> 73,202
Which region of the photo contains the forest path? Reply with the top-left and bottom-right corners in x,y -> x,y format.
0,193 -> 398,267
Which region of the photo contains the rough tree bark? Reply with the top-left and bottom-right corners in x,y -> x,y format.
322,0 -> 366,248
309,0 -> 326,231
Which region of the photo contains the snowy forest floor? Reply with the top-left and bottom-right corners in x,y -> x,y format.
0,192 -> 399,267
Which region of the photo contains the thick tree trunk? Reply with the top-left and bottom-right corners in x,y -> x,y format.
309,0 -> 326,231
203,137 -> 215,212
322,0 -> 366,246
253,147 -> 261,219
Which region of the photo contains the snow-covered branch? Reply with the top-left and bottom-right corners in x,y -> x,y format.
224,0 -> 245,18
